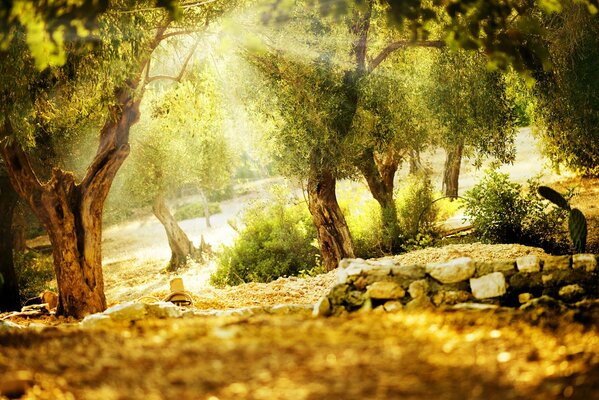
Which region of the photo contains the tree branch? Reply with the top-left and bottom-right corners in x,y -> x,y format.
159,28 -> 205,40
368,40 -> 445,73
145,38 -> 200,84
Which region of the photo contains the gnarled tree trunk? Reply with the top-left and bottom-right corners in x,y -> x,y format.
358,147 -> 401,254
443,142 -> 464,199
307,168 -> 354,271
0,85 -> 140,318
0,174 -> 21,311
152,194 -> 202,271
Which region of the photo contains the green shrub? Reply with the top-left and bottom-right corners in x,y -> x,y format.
174,202 -> 222,221
463,171 -> 570,252
13,250 -> 56,304
211,188 -> 320,286
396,172 -> 438,239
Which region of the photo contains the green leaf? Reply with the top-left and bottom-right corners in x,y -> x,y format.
569,208 -> 587,253
538,186 -> 570,210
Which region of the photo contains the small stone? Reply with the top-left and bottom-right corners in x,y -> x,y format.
366,281 -> 405,300
405,296 -> 434,311
426,257 -> 475,283
518,293 -> 533,304
408,279 -> 429,298
476,261 -> 516,277
573,254 -> 597,272
104,302 -> 147,321
543,255 -> 571,271
542,274 -> 554,284
383,300 -> 403,313
268,304 -> 313,315
346,290 -> 367,308
558,284 -> 585,302
516,255 -> 541,272
470,272 -> 507,299
391,264 -> 426,279
520,295 -> 567,313
432,290 -> 472,306
80,313 -> 113,328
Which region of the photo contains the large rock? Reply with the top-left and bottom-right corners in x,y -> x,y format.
145,302 -> 183,319
470,272 -> 507,299
366,281 -> 405,300
516,255 -> 541,272
543,255 -> 571,271
573,254 -> 597,272
426,257 -> 475,283
80,313 -> 113,328
103,302 -> 147,321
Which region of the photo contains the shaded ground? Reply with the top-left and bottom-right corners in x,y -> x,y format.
2,308 -> 599,399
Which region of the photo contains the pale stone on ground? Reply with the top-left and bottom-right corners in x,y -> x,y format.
426,257 -> 475,283
366,281 -> 405,299
543,255 -> 570,271
559,284 -> 585,301
313,296 -> 331,317
383,301 -> 403,312
470,272 -> 507,299
518,293 -> 533,304
516,255 -> 541,272
573,254 -> 597,272
104,302 -> 147,321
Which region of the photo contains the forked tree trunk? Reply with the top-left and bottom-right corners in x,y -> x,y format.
0,86 -> 140,318
307,169 -> 355,271
358,148 -> 401,254
153,194 -> 203,271
0,174 -> 21,311
443,143 -> 464,199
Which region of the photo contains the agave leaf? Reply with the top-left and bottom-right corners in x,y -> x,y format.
569,208 -> 587,253
538,186 -> 570,210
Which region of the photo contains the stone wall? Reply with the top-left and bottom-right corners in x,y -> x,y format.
314,254 -> 599,316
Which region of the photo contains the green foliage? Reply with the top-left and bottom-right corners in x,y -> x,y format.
395,172 -> 438,239
113,66 -> 235,210
535,6 -> 599,176
339,175 -> 439,258
13,251 -> 55,304
174,202 -> 222,221
426,49 -> 518,165
538,185 -> 588,252
463,171 -> 570,252
211,188 -> 319,287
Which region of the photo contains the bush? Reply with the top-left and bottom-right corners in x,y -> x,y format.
174,202 -> 222,221
396,172 -> 438,239
211,188 -> 320,286
463,171 -> 570,252
338,173 -> 440,258
13,250 -> 56,304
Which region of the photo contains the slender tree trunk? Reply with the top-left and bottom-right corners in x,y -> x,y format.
443,143 -> 464,199
409,149 -> 422,175
359,148 -> 401,253
0,174 -> 21,311
307,168 -> 354,271
153,194 -> 202,271
200,189 -> 211,228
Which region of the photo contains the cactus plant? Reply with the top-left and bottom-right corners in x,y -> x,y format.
538,185 -> 587,252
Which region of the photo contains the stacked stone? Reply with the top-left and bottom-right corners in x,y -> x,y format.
314,254 -> 599,316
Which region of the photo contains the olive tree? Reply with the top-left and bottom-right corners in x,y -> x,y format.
118,70 -> 234,271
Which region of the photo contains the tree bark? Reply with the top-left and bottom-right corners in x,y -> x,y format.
12,204 -> 26,253
307,169 -> 355,271
0,85 -> 139,318
443,143 -> 464,199
359,148 -> 402,253
0,174 -> 21,311
153,194 -> 202,271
